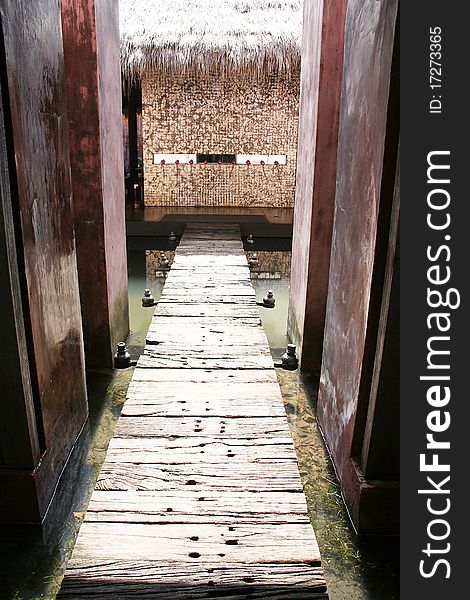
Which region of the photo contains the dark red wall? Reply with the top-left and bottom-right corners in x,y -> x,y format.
0,0 -> 88,522
96,0 -> 129,353
61,0 -> 128,370
288,0 -> 347,373
0,59 -> 40,474
316,0 -> 399,533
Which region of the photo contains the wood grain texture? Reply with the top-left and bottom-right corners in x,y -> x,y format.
60,560 -> 327,599
137,351 -> 273,370
121,384 -> 286,417
59,223 -> 325,598
115,416 -> 292,438
84,489 -> 311,524
71,522 -> 320,563
130,367 -> 279,383
103,436 -> 298,465
95,462 -> 305,493
151,304 -> 261,318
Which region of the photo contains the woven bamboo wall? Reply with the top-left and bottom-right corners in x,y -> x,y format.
142,73 -> 299,207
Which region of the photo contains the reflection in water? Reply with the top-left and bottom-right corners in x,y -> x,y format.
129,246 -> 292,354
127,248 -> 166,350
252,276 -> 290,351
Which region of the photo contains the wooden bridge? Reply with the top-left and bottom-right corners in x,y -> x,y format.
59,224 -> 328,598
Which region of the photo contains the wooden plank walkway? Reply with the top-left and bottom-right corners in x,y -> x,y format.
59,224 -> 328,599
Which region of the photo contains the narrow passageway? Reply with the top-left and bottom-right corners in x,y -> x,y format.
58,223 -> 327,598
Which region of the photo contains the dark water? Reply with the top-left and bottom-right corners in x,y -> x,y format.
127,247 -> 165,351
127,248 -> 290,354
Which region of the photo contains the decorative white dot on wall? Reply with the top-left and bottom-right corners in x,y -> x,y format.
152,153 -> 287,165
236,154 -> 286,165
153,153 -> 197,165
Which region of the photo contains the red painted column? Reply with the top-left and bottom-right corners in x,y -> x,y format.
288,0 -> 348,373
0,0 -> 88,522
317,0 -> 399,534
61,0 -> 129,370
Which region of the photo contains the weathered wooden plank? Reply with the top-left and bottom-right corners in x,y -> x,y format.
161,278 -> 253,286
125,378 -> 282,399
68,522 -> 321,563
106,435 -> 295,450
179,229 -> 241,236
145,328 -> 268,346
84,489 -> 310,524
180,225 -> 240,231
104,437 -> 297,465
171,262 -> 250,270
130,367 -> 279,384
168,264 -> 249,272
125,379 -> 282,401
157,297 -> 255,306
144,336 -> 269,349
121,402 -> 285,418
176,241 -> 244,247
178,232 -> 241,239
143,338 -> 269,352
141,340 -> 268,360
178,236 -> 242,240
170,267 -> 249,275
177,238 -> 242,243
179,229 -> 241,237
182,232 -> 241,236
154,304 -> 260,318
147,321 -> 267,336
184,223 -> 240,229
158,290 -> 256,308
137,351 -> 273,370
158,293 -> 257,305
177,240 -> 242,246
176,243 -> 244,253
114,416 -> 291,439
170,268 -> 248,276
174,251 -> 247,258
121,394 -> 286,418
142,343 -> 272,358
144,342 -> 270,357
178,233 -> 241,239
148,317 -> 264,331
95,462 -> 304,493
59,561 -> 327,599
162,279 -> 256,298
147,319 -> 265,331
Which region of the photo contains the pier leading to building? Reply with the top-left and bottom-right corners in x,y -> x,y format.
58,223 -> 327,598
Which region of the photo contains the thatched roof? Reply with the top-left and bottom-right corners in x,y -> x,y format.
119,0 -> 303,83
